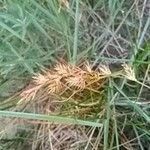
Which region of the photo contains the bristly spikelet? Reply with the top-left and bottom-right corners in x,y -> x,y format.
98,65 -> 111,76
54,63 -> 72,77
66,74 -> 86,90
32,73 -> 49,86
47,74 -> 63,94
122,63 -> 137,81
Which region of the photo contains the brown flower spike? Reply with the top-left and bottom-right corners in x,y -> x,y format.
20,62 -> 109,101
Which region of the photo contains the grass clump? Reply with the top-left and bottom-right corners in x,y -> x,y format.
0,0 -> 150,149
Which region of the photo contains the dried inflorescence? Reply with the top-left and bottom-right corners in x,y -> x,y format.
19,62 -> 108,102
20,61 -> 137,102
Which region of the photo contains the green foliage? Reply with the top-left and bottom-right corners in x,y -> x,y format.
134,43 -> 150,70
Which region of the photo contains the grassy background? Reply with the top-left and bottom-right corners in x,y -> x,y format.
0,0 -> 150,149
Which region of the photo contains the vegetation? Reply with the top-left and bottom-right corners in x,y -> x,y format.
0,0 -> 150,149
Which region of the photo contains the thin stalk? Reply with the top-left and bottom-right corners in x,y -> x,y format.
104,78 -> 112,150
72,0 -> 79,64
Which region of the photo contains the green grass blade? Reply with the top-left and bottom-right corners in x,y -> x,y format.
0,110 -> 103,127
